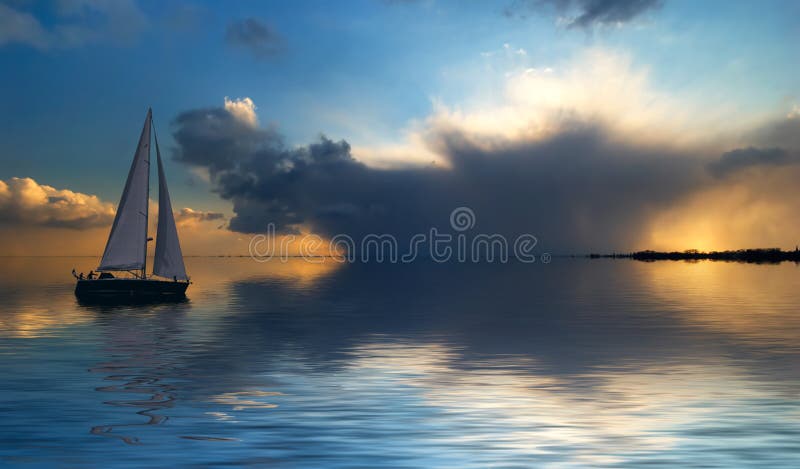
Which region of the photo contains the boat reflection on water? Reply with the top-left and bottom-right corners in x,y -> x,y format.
87,298 -> 191,446
1,257 -> 799,466
77,294 -> 190,309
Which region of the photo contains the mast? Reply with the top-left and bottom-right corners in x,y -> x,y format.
143,109 -> 152,280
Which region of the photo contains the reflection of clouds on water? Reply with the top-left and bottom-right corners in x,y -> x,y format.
210,390 -> 283,411
0,258 -> 91,338
213,260 -> 799,376
0,305 -> 90,338
344,339 -> 780,466
205,411 -> 237,421
641,261 -> 800,348
2,257 -> 800,465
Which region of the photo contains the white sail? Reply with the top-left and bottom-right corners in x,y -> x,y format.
152,131 -> 188,280
98,109 -> 151,272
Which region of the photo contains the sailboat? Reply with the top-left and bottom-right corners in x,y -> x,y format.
74,109 -> 190,299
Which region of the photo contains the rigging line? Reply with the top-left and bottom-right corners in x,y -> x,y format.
151,114 -> 162,161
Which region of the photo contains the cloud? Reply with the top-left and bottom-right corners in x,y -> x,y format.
171,98 -> 708,251
172,77 -> 800,253
172,101 -> 281,175
224,97 -> 259,127
0,179 -> 243,255
225,18 -> 284,59
169,46 -> 799,253
0,177 -> 115,229
458,49 -> 726,144
750,114 -> 800,151
175,207 -> 226,226
708,147 -> 800,177
361,48 -> 759,168
505,0 -> 662,28
0,3 -> 50,49
0,0 -> 147,49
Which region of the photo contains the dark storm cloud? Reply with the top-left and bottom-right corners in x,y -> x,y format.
709,147 -> 800,177
172,104 -> 727,251
505,0 -> 662,28
225,18 -> 284,59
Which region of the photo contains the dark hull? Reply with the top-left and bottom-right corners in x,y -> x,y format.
75,278 -> 189,300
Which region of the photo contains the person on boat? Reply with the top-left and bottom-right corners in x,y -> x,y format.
87,270 -> 96,280
71,268 -> 78,279
173,275 -> 177,282
79,272 -> 85,280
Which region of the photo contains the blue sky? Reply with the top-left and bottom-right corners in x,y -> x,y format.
1,0 -> 799,254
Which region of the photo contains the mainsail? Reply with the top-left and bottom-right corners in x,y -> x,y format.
98,109 -> 151,272
152,130 -> 188,280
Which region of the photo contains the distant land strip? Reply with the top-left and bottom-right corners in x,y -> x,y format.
587,248 -> 800,264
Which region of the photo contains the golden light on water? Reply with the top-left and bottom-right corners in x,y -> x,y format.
0,307 -> 90,339
186,257 -> 342,286
641,260 -> 800,349
0,257 -> 342,338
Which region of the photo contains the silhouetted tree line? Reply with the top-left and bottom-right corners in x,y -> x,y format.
587,247 -> 800,264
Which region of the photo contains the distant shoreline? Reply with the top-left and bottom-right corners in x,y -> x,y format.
587,248 -> 800,264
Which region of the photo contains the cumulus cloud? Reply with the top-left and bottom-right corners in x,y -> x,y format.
172,101 -> 281,175
0,176 -> 226,232
0,177 -> 115,229
224,97 -> 259,127
505,0 -> 662,28
225,18 -> 284,59
0,0 -> 147,49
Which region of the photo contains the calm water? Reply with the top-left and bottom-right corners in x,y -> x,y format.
1,257 -> 799,467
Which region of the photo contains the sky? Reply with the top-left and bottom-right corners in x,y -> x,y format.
1,0 -> 799,256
